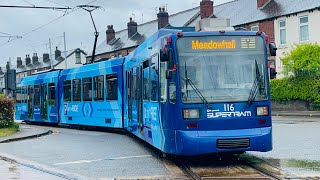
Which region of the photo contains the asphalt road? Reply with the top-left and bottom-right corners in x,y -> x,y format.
250,116 -> 320,178
0,125 -> 172,179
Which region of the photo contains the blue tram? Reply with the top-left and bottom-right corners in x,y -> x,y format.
15,28 -> 275,155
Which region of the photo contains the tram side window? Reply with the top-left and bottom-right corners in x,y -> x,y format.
151,55 -> 159,101
28,85 -> 33,104
15,88 -> 22,103
94,75 -> 104,101
48,83 -> 55,105
106,74 -> 118,100
22,86 -> 27,103
132,73 -> 136,100
73,79 -> 81,101
41,84 -> 47,105
34,85 -> 40,106
83,77 -> 92,101
160,62 -> 167,102
143,59 -> 150,100
63,80 -> 71,102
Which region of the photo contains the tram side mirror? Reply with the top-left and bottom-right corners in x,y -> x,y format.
269,42 -> 277,56
166,48 -> 175,79
160,47 -> 173,62
160,49 -> 168,62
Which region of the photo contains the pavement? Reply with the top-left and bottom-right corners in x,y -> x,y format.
272,111 -> 320,117
0,122 -> 52,143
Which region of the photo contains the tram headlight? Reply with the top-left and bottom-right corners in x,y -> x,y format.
183,109 -> 201,119
256,106 -> 269,116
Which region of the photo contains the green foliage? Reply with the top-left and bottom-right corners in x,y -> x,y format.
281,43 -> 320,76
0,93 -> 5,98
0,98 -> 15,128
270,76 -> 320,108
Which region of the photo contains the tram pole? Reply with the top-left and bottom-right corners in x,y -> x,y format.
63,32 -> 67,69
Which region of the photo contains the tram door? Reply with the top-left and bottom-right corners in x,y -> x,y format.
41,84 -> 48,120
27,85 -> 33,119
137,66 -> 143,132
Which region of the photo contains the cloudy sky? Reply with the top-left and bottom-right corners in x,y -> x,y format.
0,0 -> 232,67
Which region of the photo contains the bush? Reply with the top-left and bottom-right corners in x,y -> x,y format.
270,76 -> 320,108
281,43 -> 320,76
0,93 -> 5,98
0,97 -> 15,128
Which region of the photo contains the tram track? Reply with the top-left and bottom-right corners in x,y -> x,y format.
173,154 -> 284,180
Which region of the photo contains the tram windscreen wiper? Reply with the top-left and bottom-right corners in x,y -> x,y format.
184,62 -> 212,109
246,60 -> 263,107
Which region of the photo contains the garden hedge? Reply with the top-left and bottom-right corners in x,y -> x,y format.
0,97 -> 15,128
270,76 -> 320,108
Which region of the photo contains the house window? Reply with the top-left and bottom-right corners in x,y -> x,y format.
251,25 -> 259,32
75,49 -> 81,64
279,20 -> 286,45
299,16 -> 309,42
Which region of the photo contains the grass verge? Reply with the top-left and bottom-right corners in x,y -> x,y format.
0,123 -> 19,137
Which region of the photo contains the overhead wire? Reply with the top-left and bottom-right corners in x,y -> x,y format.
21,0 -> 35,7
0,0 -> 99,48
40,0 -> 70,8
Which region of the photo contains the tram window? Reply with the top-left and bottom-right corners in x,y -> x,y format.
83,77 -> 92,101
15,88 -> 22,103
73,79 -> 81,101
48,83 -> 55,105
41,84 -> 47,104
28,85 -> 33,103
160,62 -> 167,102
106,74 -> 118,100
22,86 -> 27,103
94,76 -> 104,101
34,85 -> 40,106
151,55 -> 159,101
143,64 -> 150,101
126,72 -> 130,103
132,74 -> 136,100
63,80 -> 71,102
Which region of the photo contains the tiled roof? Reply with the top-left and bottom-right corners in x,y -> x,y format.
214,0 -> 320,26
16,49 -> 86,73
93,0 -> 320,56
93,7 -> 200,56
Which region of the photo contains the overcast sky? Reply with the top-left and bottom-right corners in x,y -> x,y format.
0,0 -> 232,67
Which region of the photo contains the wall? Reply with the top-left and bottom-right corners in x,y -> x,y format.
274,10 -> 320,78
55,52 -> 86,69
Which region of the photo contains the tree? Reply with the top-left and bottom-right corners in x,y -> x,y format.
281,43 -> 320,76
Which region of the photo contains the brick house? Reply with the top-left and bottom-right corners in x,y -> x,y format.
89,0 -> 320,74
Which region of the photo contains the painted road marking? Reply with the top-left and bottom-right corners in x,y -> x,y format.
53,155 -> 152,166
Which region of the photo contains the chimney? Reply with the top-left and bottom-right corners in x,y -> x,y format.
25,55 -> 31,65
43,53 -> 50,62
127,17 -> 138,38
17,57 -> 22,68
257,0 -> 271,9
32,53 -> 39,64
157,7 -> 169,29
200,0 -> 214,19
55,46 -> 61,60
106,25 -> 115,44
6,61 -> 10,70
